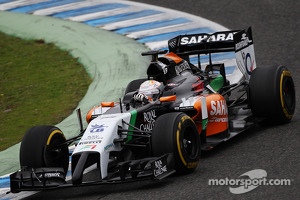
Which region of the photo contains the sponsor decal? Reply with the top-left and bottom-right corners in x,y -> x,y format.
161,62 -> 168,74
235,33 -> 253,51
78,140 -> 102,146
90,124 -> 107,133
44,172 -> 61,178
38,172 -> 62,178
153,159 -> 167,177
209,117 -> 228,123
82,135 -> 103,141
180,35 -> 208,45
78,144 -> 97,151
104,143 -> 113,151
210,100 -> 228,116
140,110 -> 156,131
241,51 -> 255,75
167,83 -> 179,87
180,32 -> 234,45
174,106 -> 194,111
175,60 -> 190,74
168,38 -> 177,48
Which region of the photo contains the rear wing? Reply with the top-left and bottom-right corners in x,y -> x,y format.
168,27 -> 256,80
168,30 -> 237,54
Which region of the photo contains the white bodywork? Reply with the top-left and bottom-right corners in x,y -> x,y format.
72,112 -> 131,179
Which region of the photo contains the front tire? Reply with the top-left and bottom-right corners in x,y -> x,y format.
20,125 -> 69,173
151,112 -> 201,174
249,65 -> 295,124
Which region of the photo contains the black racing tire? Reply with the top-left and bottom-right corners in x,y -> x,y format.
249,65 -> 295,124
151,112 -> 201,174
124,78 -> 147,94
20,125 -> 69,173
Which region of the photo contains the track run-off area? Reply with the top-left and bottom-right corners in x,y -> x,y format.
0,0 -> 240,199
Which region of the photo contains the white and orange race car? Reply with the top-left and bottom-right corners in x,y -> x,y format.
10,27 -> 295,193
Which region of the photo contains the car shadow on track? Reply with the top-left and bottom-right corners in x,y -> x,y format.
22,175 -> 176,200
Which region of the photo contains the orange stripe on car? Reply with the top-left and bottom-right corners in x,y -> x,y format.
159,95 -> 177,102
101,102 -> 115,107
164,52 -> 183,64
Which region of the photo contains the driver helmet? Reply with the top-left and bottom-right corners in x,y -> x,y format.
138,80 -> 163,101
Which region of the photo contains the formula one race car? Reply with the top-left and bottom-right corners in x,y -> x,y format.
10,27 -> 295,193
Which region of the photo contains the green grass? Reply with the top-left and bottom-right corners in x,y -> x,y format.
0,31 -> 92,151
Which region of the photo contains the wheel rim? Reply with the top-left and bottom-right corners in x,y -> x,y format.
182,126 -> 199,160
282,78 -> 295,114
44,133 -> 69,172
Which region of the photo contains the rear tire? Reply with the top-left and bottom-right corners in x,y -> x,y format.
151,112 -> 201,174
249,65 -> 295,124
20,125 -> 69,173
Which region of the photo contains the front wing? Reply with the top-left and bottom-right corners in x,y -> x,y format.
10,154 -> 175,193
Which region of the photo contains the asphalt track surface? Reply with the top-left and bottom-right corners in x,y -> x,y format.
10,0 -> 300,199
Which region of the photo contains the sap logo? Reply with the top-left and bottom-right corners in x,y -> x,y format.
181,35 -> 208,45
90,124 -> 107,133
180,33 -> 234,45
210,100 -> 228,116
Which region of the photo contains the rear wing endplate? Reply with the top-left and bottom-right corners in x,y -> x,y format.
168,27 -> 256,80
